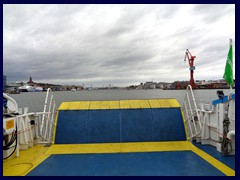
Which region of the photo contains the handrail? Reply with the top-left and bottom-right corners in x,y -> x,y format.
3,90 -> 56,159
40,88 -> 56,142
182,85 -> 202,140
3,93 -> 19,113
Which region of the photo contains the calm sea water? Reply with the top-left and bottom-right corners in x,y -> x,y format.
8,89 -> 235,113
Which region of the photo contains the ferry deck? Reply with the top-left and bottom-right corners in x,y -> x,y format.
3,99 -> 235,176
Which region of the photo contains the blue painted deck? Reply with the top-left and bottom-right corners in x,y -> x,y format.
192,141 -> 235,170
55,108 -> 186,144
39,100 -> 234,176
27,151 -> 225,176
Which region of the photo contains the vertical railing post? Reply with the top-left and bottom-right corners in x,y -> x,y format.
183,85 -> 202,140
40,88 -> 50,137
39,88 -> 56,143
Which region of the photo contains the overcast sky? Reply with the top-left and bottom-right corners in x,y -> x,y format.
3,4 -> 235,87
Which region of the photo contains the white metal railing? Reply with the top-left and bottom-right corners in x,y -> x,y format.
3,93 -> 18,113
182,85 -> 202,140
3,89 -> 56,158
14,111 -> 55,157
39,88 -> 56,143
4,112 -> 53,158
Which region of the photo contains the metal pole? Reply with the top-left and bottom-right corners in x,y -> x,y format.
229,38 -> 233,94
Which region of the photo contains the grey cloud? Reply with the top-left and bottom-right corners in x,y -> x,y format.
156,4 -> 183,20
100,50 -> 155,67
3,4 -> 235,86
192,4 -> 234,24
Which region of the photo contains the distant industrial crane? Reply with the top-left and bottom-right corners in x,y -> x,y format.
184,49 -> 196,88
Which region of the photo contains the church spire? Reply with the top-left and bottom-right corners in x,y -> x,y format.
27,76 -> 34,84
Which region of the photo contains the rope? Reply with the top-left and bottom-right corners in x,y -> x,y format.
221,118 -> 232,155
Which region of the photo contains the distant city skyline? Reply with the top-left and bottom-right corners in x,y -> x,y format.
4,74 -> 232,88
4,74 -> 233,94
3,4 -> 235,87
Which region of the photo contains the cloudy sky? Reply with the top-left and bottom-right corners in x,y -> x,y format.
3,4 -> 235,87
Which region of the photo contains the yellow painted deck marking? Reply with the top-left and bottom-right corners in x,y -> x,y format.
78,101 -> 91,110
69,102 -> 80,110
100,101 -> 111,109
3,145 -> 50,176
148,99 -> 160,108
109,101 -> 120,109
129,100 -> 141,109
59,99 -> 181,110
89,101 -> 101,109
58,102 -> 71,110
120,141 -> 191,153
127,100 -> 150,109
120,100 -> 130,109
190,143 -> 235,176
46,141 -> 235,176
3,141 -> 235,176
139,100 -> 151,108
46,141 -> 192,154
158,99 -> 172,107
168,99 -> 181,107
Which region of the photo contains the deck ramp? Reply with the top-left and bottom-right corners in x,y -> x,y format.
54,99 -> 186,144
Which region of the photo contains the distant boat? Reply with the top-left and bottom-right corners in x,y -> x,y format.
18,85 -> 43,92
71,88 -> 77,92
35,87 -> 43,92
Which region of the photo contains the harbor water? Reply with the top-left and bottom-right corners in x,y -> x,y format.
8,89 -> 235,113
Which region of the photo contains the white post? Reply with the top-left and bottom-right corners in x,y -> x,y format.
16,117 -> 19,157
229,38 -> 233,94
40,88 -> 50,136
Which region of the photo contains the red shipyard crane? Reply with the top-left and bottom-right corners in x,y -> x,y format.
184,49 -> 197,89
